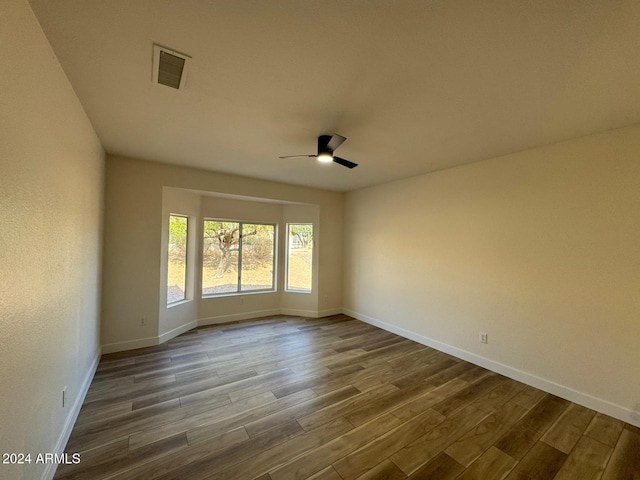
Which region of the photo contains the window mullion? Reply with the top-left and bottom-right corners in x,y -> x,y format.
237,222 -> 243,292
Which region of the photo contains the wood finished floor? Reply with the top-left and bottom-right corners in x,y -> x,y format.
56,315 -> 640,480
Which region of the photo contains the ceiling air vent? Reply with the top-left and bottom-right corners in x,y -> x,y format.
152,44 -> 191,90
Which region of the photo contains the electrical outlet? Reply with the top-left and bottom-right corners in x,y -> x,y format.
62,386 -> 67,408
139,317 -> 145,326
479,332 -> 488,344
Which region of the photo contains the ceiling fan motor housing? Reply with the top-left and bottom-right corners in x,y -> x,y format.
317,135 -> 334,156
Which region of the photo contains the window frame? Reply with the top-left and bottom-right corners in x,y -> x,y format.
167,213 -> 189,306
285,223 -> 313,294
201,218 -> 277,298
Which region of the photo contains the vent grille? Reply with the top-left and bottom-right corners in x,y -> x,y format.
152,44 -> 191,90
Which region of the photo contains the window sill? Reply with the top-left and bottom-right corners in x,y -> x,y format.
202,289 -> 277,299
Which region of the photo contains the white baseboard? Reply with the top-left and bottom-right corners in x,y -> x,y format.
101,335 -> 158,354
279,308 -> 317,317
344,308 -> 639,428
198,309 -> 281,326
279,308 -> 340,318
317,307 -> 343,317
101,308 -> 346,354
101,321 -> 199,354
199,307 -> 343,324
44,348 -> 101,480
159,320 -> 198,344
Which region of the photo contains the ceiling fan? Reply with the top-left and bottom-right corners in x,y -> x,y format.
279,134 -> 358,169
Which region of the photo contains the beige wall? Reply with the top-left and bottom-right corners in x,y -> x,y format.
102,156 -> 344,352
344,124 -> 640,425
0,1 -> 105,479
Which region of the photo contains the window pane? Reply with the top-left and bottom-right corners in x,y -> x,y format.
167,215 -> 187,304
241,224 -> 275,291
202,220 -> 239,295
286,224 -> 313,292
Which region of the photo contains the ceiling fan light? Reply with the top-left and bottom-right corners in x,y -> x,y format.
317,153 -> 333,163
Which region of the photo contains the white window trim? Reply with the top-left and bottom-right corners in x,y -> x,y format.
285,223 -> 313,294
167,213 -> 189,306
201,219 -> 277,298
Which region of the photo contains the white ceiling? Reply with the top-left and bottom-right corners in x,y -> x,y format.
28,0 -> 640,192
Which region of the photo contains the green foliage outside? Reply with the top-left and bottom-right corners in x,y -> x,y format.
288,223 -> 313,248
169,215 -> 188,254
287,224 -> 313,291
167,215 -> 188,303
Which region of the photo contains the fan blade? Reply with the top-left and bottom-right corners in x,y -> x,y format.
279,154 -> 316,159
333,156 -> 358,169
326,134 -> 346,152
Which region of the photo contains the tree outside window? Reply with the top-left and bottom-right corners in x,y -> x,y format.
202,220 -> 275,295
167,214 -> 188,304
286,223 -> 313,292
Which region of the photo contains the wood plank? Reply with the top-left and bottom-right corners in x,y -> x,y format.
553,436 -> 613,480
494,393 -> 570,460
269,413 -> 403,480
307,466 -> 344,480
429,374 -> 506,417
455,446 -> 516,480
493,426 -> 540,462
407,452 -> 464,479
357,459 -> 408,480
601,428 -> 640,480
132,369 -> 259,410
471,378 -> 526,414
333,408 -> 445,479
215,416 -> 353,479
541,403 -> 595,453
510,385 -> 547,410
74,400 -> 132,427
186,388 -> 317,445
391,378 -> 468,422
53,438 -> 129,479
157,420 -> 303,480
271,363 -> 364,398
55,433 -> 187,480
244,385 -> 360,437
110,427 -> 249,480
584,413 -> 625,447
505,440 -> 567,480
66,398 -> 185,452
298,383 -> 399,431
390,404 -> 490,475
445,401 -> 527,467
345,383 -> 436,427
128,390 -> 275,449
387,357 -> 459,390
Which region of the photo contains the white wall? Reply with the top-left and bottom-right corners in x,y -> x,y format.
102,156 -> 344,352
0,1 -> 105,479
344,124 -> 640,426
